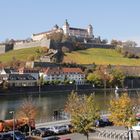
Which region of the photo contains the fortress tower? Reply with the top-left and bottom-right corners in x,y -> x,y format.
87,24 -> 93,38
62,19 -> 70,35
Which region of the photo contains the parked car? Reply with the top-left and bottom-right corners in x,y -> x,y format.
59,138 -> 71,140
49,125 -> 69,135
0,133 -> 13,140
8,130 -> 26,140
132,122 -> 140,131
95,118 -> 113,127
42,136 -> 60,140
31,127 -> 54,137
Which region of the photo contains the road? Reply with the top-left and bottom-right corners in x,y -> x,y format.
36,120 -> 140,140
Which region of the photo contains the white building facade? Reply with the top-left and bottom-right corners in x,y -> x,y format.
41,67 -> 85,85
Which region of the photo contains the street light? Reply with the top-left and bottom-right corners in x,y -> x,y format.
104,71 -> 107,95
9,111 -> 15,140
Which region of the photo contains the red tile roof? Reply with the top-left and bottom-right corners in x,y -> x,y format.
43,67 -> 84,75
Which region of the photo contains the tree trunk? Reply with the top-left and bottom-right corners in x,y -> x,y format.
86,133 -> 89,140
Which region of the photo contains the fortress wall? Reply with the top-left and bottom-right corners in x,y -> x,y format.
40,38 -> 51,48
0,44 -> 6,54
14,38 -> 51,50
14,41 -> 41,50
123,46 -> 140,56
82,43 -> 115,49
0,44 -> 13,54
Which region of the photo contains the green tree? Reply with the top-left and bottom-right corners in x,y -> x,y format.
109,68 -> 125,87
86,73 -> 102,87
65,91 -> 100,140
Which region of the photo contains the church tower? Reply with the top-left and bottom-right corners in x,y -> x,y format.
62,19 -> 69,35
87,24 -> 93,38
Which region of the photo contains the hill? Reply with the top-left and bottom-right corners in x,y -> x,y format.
63,48 -> 140,66
0,47 -> 39,63
1,47 -> 140,66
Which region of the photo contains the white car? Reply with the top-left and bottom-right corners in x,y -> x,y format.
132,122 -> 140,131
49,125 -> 69,134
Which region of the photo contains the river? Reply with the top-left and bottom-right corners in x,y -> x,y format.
0,89 -> 139,123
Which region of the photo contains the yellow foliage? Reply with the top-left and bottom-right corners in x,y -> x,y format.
109,93 -> 136,127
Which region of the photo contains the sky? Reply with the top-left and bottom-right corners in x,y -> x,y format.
0,0 -> 140,46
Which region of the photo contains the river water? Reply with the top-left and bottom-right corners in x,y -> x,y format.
0,90 -> 139,123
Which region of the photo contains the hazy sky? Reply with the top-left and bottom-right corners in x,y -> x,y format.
0,0 -> 140,45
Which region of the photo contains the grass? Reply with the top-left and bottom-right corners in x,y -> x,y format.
1,47 -> 140,66
0,47 -> 40,63
63,48 -> 140,66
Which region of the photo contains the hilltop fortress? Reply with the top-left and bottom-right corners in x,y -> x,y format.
32,20 -> 93,41
0,20 -> 113,54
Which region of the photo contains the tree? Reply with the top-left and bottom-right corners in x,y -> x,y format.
16,97 -> 37,135
109,68 -> 125,87
109,93 -> 136,139
65,91 -> 100,140
111,39 -> 122,47
86,73 -> 102,87
124,40 -> 137,48
27,55 -> 35,61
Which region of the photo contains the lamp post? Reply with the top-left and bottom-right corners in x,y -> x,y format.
9,111 -> 15,140
104,71 -> 107,96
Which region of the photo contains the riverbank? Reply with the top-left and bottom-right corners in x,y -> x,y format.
0,84 -> 94,96
0,84 -> 140,96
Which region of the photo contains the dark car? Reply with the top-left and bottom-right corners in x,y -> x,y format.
42,136 -> 60,140
8,131 -> 26,140
31,127 -> 54,137
95,118 -> 113,127
0,133 -> 13,140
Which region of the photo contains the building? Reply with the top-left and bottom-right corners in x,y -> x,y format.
62,19 -> 93,38
18,67 -> 39,80
7,74 -> 37,87
41,67 -> 85,85
31,25 -> 63,41
31,20 -> 93,41
0,68 -> 18,80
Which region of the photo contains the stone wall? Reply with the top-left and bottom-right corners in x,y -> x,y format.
122,46 -> 140,57
82,43 -> 114,49
14,38 -> 51,50
0,44 -> 13,54
0,44 -> 6,54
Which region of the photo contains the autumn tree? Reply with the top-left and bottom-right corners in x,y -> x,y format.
109,68 -> 125,88
109,93 -> 136,139
65,91 -> 100,140
16,97 -> 37,135
86,73 -> 102,87
27,55 -> 35,61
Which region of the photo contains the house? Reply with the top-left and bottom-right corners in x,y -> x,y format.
7,74 -> 37,87
18,67 -> 39,80
40,49 -> 58,62
0,68 -> 18,80
41,67 -> 85,85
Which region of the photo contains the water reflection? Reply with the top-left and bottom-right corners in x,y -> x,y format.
0,90 -> 139,123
